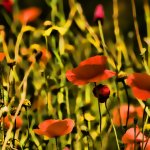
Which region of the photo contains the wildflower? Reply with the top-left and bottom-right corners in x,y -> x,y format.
66,55 -> 115,85
14,7 -> 41,24
126,73 -> 150,100
0,52 -> 5,62
34,119 -> 74,138
93,4 -> 105,23
112,104 -> 143,126
93,84 -> 110,103
1,0 -> 14,13
122,126 -> 146,149
3,115 -> 23,129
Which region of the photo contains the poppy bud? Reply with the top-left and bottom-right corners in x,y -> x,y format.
93,4 -> 105,24
93,84 -> 110,103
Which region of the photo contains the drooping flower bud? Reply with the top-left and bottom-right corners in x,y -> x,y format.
93,4 -> 105,24
1,0 -> 14,13
93,84 -> 110,103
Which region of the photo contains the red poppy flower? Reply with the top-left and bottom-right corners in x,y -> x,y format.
1,0 -> 14,13
112,104 -> 143,126
122,126 -> 146,144
15,7 -> 41,24
126,73 -> 150,100
3,115 -> 23,129
66,55 -> 116,85
93,4 -> 105,23
0,52 -> 5,62
34,119 -> 74,138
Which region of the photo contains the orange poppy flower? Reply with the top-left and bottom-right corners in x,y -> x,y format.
3,115 -> 23,129
34,119 -> 74,138
15,7 -> 41,24
1,0 -> 14,13
126,73 -> 150,100
122,126 -> 146,144
112,104 -> 143,126
66,55 -> 116,85
0,52 -> 5,62
122,126 -> 147,149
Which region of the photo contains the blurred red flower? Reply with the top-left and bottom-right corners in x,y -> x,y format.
66,55 -> 115,85
0,52 -> 5,62
126,73 -> 150,100
93,4 -> 105,23
14,7 -> 41,24
3,115 -> 23,129
122,126 -> 148,150
34,119 -> 74,138
1,0 -> 14,13
112,104 -> 143,126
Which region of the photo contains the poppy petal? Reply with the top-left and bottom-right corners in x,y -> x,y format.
0,52 -> 5,62
79,55 -> 107,66
66,55 -> 115,85
45,119 -> 74,138
122,126 -> 146,144
33,129 -> 45,136
112,104 -> 136,126
131,86 -> 150,100
15,7 -> 41,24
126,73 -> 150,100
38,119 -> 58,131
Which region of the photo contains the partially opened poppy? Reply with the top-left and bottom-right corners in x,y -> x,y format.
93,4 -> 105,24
126,73 -> 150,100
66,55 -> 116,85
34,119 -> 74,138
1,0 -> 14,13
15,7 -> 42,24
0,52 -> 5,62
93,84 -> 110,103
3,115 -> 23,129
112,104 -> 143,126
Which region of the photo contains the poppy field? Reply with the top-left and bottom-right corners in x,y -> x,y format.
0,0 -> 150,150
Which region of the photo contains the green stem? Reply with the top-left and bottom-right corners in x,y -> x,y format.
122,80 -> 130,130
141,104 -> 146,150
105,102 -> 120,150
13,119 -> 16,148
98,20 -> 106,53
98,101 -> 102,144
55,137 -> 59,150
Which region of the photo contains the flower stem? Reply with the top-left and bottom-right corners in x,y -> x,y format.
141,104 -> 146,150
122,80 -> 130,130
98,20 -> 106,53
105,102 -> 120,150
134,123 -> 136,150
98,101 -> 102,146
55,137 -> 59,150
